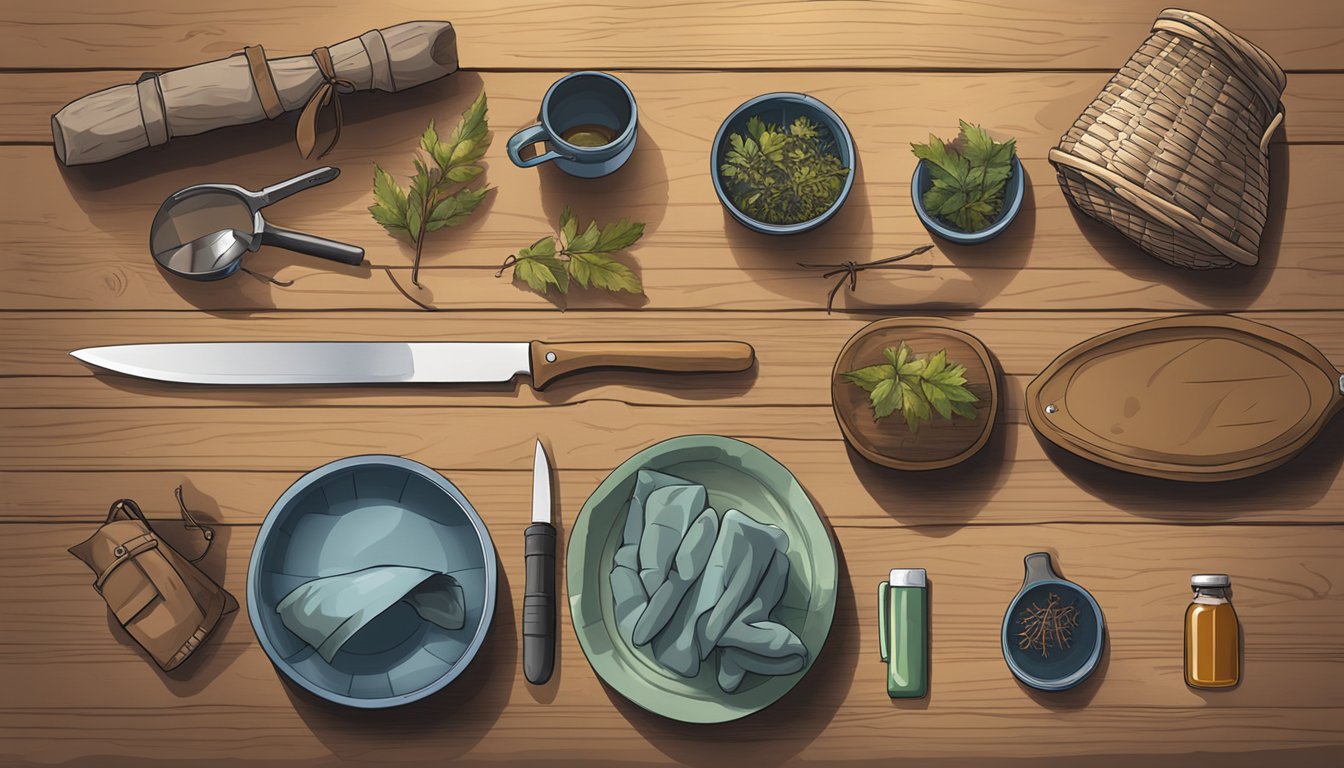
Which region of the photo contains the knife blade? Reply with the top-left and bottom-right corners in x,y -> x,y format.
70,340 -> 754,390
524,439 -> 556,686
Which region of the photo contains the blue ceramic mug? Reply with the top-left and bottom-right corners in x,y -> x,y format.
506,72 -> 638,178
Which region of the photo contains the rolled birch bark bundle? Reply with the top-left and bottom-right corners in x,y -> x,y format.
51,21 -> 458,166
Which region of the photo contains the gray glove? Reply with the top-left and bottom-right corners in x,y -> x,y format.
609,470 -> 807,692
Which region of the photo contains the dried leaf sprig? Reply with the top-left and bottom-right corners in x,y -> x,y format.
498,207 -> 644,297
798,244 -> 934,313
1016,592 -> 1081,658
842,342 -> 979,434
719,115 -> 849,225
369,91 -> 492,292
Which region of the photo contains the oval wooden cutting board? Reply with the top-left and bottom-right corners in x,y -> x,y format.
832,319 -> 999,471
1026,315 -> 1344,482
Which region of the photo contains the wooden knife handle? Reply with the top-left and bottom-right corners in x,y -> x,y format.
529,341 -> 755,389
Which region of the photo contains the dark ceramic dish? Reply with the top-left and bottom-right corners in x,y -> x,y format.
1001,552 -> 1105,691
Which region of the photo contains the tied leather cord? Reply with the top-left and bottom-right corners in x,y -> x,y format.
296,46 -> 357,159
798,244 -> 936,314
107,487 -> 216,563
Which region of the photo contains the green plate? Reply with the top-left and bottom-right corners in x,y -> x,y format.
568,435 -> 837,723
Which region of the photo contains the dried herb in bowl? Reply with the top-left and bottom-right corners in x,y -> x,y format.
719,116 -> 850,226
910,120 -> 1016,233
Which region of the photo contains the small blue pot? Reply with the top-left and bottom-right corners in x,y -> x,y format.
1001,552 -> 1105,692
712,93 -> 856,235
912,155 -> 1024,244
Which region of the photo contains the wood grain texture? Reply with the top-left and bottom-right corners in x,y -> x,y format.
10,71 -> 1344,147
1,522 -> 1342,767
4,1 -> 1344,764
1,1 -> 1341,71
2,395 -> 1342,529
0,69 -> 1336,314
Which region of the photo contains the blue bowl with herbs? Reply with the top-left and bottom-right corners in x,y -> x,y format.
712,93 -> 855,235
911,121 -> 1024,245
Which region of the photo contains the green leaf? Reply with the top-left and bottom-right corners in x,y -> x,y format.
420,121 -> 439,155
568,252 -> 642,293
843,340 -> 980,430
559,207 -> 578,248
369,164 -> 410,236
870,378 -> 902,420
567,221 -> 601,253
425,185 -> 489,231
595,218 -> 645,252
446,164 -> 483,183
911,133 -> 969,183
514,255 -> 567,294
912,121 -> 1017,235
841,364 -> 895,393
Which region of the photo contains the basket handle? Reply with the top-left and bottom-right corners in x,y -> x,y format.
1259,109 -> 1284,154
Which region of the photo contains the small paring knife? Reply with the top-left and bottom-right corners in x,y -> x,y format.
525,439 -> 556,686
70,340 -> 754,390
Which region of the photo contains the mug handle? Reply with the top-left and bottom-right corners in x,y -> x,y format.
507,124 -> 564,168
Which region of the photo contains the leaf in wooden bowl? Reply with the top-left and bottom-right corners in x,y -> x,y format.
831,319 -> 999,470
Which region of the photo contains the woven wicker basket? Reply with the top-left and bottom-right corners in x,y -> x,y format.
1049,9 -> 1286,269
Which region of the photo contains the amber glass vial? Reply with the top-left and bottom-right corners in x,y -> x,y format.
1184,574 -> 1240,689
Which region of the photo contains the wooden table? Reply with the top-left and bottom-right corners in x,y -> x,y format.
2,2 -> 1342,765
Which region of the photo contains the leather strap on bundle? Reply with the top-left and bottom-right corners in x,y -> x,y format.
296,46 -> 358,159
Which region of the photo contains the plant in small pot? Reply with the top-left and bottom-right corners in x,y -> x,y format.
910,120 -> 1024,245
712,93 -> 855,235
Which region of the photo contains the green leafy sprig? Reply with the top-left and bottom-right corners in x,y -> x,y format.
499,207 -> 644,297
842,343 -> 979,434
719,115 -> 849,225
910,120 -> 1016,233
369,91 -> 492,292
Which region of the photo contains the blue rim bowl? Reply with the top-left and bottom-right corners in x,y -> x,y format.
912,155 -> 1025,244
1000,577 -> 1105,691
247,455 -> 498,708
711,93 -> 856,235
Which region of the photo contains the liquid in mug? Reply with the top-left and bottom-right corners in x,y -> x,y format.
1184,573 -> 1240,689
560,124 -> 617,148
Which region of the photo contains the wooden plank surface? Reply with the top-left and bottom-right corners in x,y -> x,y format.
3,0 -> 1343,765
1,67 -> 1341,314
2,522 -> 1342,766
1,0 -> 1341,71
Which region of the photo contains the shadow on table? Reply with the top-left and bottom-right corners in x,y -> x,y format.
282,553 -> 516,761
607,541 -> 858,766
1033,412 -> 1344,522
99,478 -> 243,694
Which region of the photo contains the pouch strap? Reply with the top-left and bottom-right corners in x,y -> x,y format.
244,45 -> 285,120
104,490 -> 216,562
93,532 -> 159,591
296,46 -> 357,159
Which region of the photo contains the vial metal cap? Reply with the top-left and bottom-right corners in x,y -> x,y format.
888,568 -> 927,588
1191,573 -> 1231,588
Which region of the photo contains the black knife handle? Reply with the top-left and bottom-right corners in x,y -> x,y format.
523,522 -> 556,685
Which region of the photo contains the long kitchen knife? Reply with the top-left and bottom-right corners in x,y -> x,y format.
524,439 -> 556,686
70,340 -> 754,390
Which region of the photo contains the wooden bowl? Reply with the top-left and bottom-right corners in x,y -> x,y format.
831,319 -> 999,470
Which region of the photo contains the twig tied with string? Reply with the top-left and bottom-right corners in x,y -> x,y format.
799,244 -> 935,313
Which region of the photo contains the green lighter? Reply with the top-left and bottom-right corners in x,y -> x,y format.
879,568 -> 928,698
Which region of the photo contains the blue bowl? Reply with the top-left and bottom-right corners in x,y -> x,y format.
247,455 -> 497,708
712,93 -> 856,235
1001,552 -> 1105,692
912,155 -> 1024,245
